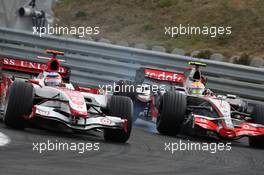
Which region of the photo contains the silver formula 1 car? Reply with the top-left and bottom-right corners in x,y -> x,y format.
115,62 -> 264,147
0,50 -> 133,143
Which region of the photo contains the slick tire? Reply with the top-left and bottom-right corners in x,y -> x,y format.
156,91 -> 186,136
114,80 -> 139,122
4,80 -> 34,129
104,96 -> 133,143
249,103 -> 264,148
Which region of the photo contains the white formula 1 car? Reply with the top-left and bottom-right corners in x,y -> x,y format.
0,50 -> 133,143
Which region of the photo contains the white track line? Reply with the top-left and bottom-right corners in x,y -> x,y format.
0,132 -> 10,147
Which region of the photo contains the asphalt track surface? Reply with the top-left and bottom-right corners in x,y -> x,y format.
0,119 -> 263,175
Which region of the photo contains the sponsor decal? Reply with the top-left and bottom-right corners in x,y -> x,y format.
59,88 -> 85,106
144,68 -> 184,83
37,108 -> 50,116
242,124 -> 250,130
2,57 -> 67,74
100,118 -> 112,125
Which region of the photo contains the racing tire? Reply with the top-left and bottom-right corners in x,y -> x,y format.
4,80 -> 34,129
104,96 -> 133,143
249,103 -> 264,148
114,80 -> 140,122
156,91 -> 186,136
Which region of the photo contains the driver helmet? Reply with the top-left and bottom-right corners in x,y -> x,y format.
188,81 -> 205,95
44,72 -> 62,86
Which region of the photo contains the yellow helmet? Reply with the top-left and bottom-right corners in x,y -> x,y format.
188,81 -> 205,95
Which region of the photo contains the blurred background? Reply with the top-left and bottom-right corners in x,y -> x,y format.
1,0 -> 264,66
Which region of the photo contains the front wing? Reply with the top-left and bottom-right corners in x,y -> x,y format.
30,105 -> 127,131
193,114 -> 264,139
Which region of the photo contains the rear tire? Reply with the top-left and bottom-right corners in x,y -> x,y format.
4,80 -> 34,129
104,96 -> 133,143
249,103 -> 264,148
156,92 -> 186,136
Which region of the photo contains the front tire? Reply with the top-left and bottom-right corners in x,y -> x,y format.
4,80 -> 34,129
104,96 -> 133,143
249,103 -> 264,148
114,80 -> 141,122
156,91 -> 186,136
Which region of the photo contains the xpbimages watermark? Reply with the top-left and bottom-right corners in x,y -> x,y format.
164,140 -> 232,154
32,140 -> 100,154
98,82 -> 166,94
33,24 -> 100,37
165,24 -> 232,38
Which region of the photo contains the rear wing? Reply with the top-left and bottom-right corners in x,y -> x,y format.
135,67 -> 184,85
0,56 -> 71,82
